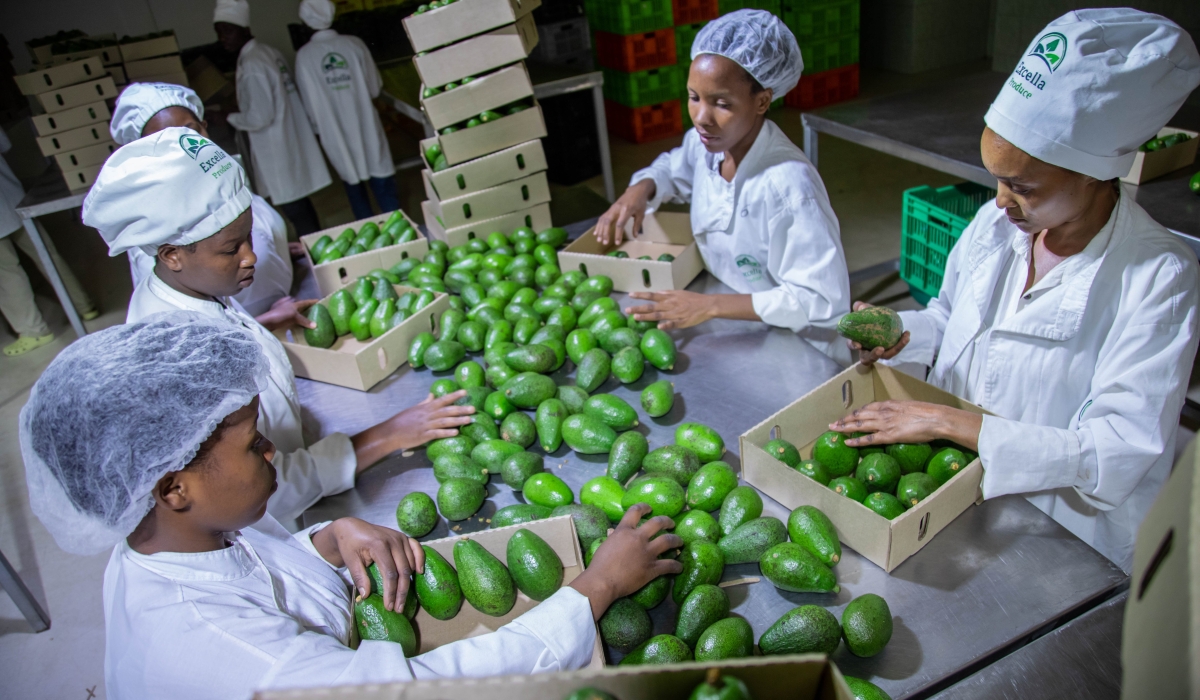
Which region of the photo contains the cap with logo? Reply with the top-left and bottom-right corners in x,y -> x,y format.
110,82 -> 205,146
300,0 -> 336,31
83,126 -> 251,257
985,8 -> 1200,181
213,0 -> 251,28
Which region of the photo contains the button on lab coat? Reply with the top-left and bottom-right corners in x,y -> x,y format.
126,273 -> 356,524
295,30 -> 395,185
631,121 -> 851,365
103,514 -> 597,699
887,192 -> 1200,571
228,39 -> 332,205
126,194 -> 294,317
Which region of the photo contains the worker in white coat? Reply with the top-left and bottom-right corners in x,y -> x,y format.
20,316 -> 682,698
295,0 -> 400,220
596,11 -> 850,365
214,0 -> 331,236
82,129 -> 477,527
110,82 -> 299,317
833,9 -> 1200,572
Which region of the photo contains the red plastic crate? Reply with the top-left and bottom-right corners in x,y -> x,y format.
604,98 -> 683,143
672,0 -> 718,24
594,29 -> 678,72
784,63 -> 858,110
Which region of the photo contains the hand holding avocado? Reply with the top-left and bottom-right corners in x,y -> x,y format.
311,517 -> 426,613
828,400 -> 982,454
353,391 -> 475,467
255,295 -> 318,332
843,302 -> 910,365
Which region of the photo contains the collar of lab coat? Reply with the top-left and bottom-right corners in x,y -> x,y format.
311,29 -> 338,40
121,536 -> 257,582
147,271 -> 234,315
699,119 -> 776,233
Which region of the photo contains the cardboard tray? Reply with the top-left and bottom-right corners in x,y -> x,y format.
125,54 -> 185,80
740,364 -> 989,573
35,122 -> 112,157
14,57 -> 105,95
300,210 -> 430,298
425,103 -> 547,168
62,163 -> 104,192
420,63 -> 535,132
52,141 -> 117,171
422,138 -> 547,198
30,100 -> 110,137
118,34 -> 180,63
35,45 -> 123,68
423,200 -> 553,248
413,15 -> 539,89
277,283 -> 449,391
1121,127 -> 1199,185
403,0 -> 541,54
558,212 -> 705,293
34,76 -> 118,114
422,170 -> 551,229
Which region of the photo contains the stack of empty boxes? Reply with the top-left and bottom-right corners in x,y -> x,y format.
26,33 -> 125,85
404,0 -> 553,246
119,31 -> 188,88
781,0 -> 859,109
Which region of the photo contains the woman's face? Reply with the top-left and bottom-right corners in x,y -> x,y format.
159,208 -> 257,298
687,55 -> 772,154
185,398 -> 277,532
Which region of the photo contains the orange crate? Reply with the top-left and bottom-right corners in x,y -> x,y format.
672,0 -> 718,23
784,63 -> 858,110
594,29 -> 677,72
604,98 -> 682,143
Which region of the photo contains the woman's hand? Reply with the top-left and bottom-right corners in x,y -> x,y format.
256,296 -> 317,331
829,400 -> 982,452
595,180 -> 656,246
626,290 -> 714,330
569,504 -> 683,620
311,517 -> 426,613
288,241 -> 308,260
847,301 -> 910,365
353,391 -> 475,470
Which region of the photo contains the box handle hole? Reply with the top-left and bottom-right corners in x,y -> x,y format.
841,380 -> 852,408
917,512 -> 930,540
84,64 -> 93,75
1138,528 -> 1174,601
521,185 -> 529,201
91,127 -> 99,139
338,267 -> 348,280
70,154 -> 78,166
524,215 -> 532,227
378,348 -> 388,370
642,269 -> 651,287
49,117 -> 58,129
467,231 -> 475,240
516,154 -> 526,170
42,74 -> 52,86
579,263 -> 588,276
94,84 -> 103,95
456,174 -> 466,190
770,425 -> 781,441
429,314 -> 437,332
52,137 -> 61,149
56,95 -> 65,105
462,203 -> 471,219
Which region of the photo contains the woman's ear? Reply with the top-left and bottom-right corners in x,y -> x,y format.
756,88 -> 774,116
158,244 -> 185,272
155,471 -> 195,511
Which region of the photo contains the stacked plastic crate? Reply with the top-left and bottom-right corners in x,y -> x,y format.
781,0 -> 859,110
669,0 -> 719,130
403,0 -> 554,247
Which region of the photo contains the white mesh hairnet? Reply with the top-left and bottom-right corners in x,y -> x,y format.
691,9 -> 804,96
20,312 -> 269,555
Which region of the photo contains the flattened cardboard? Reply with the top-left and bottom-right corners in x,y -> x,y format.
413,15 -> 539,89
423,170 -> 551,228
124,54 -> 185,80
421,138 -> 547,198
31,100 -> 110,137
277,283 -> 449,391
430,103 -> 547,167
403,0 -> 541,53
14,57 -> 104,95
1121,127 -> 1199,185
559,212 -> 705,293
423,200 -> 552,248
420,63 -> 534,131
740,364 -> 989,572
35,76 -> 118,114
62,163 -> 104,192
301,210 -> 430,298
52,141 -> 117,170
35,122 -> 112,157
118,35 -> 180,63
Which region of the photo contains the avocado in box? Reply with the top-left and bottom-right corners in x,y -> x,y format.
302,209 -> 430,297
420,63 -> 535,132
422,138 -> 547,197
1121,127 -> 1198,185
413,14 -> 539,90
422,169 -> 551,229
403,0 -> 541,54
424,100 -> 547,167
559,212 -> 704,293
423,200 -> 553,248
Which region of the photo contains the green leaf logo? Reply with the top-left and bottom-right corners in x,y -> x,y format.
322,52 -> 348,72
178,133 -> 213,160
1029,32 -> 1068,72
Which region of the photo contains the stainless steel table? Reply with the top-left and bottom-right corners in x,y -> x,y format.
14,171 -> 90,338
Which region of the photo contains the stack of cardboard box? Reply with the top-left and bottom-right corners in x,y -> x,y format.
118,31 -> 188,88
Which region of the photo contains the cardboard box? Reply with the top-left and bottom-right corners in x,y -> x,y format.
118,34 -> 180,63
36,44 -> 122,68
423,139 -> 547,198
186,56 -> 230,102
427,102 -> 547,167
124,54 -> 184,80
34,76 -> 118,114
62,163 -> 104,192
52,141 -> 117,171
300,211 -> 430,297
35,122 -> 112,157
423,200 -> 553,248
1121,127 -> 1199,185
403,0 -> 542,53
278,283 -> 448,391
423,170 -> 551,228
133,71 -> 190,88
14,57 -> 104,95
740,364 -> 989,572
31,100 -> 110,137
558,212 -> 705,293
420,63 -> 534,131
109,64 -> 128,85
413,15 -> 539,89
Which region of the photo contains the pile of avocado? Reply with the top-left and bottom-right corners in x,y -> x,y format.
302,271 -> 439,348
420,98 -> 535,172
412,0 -> 458,14
565,668 -> 890,700
308,210 -> 419,265
1139,132 -> 1191,152
607,251 -> 676,262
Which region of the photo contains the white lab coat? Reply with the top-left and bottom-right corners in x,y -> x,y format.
103,513 -> 597,699
126,273 -> 356,524
228,39 -> 332,205
294,30 -> 395,185
632,121 -> 851,365
887,191 -> 1200,572
0,127 -> 24,238
127,194 -> 294,317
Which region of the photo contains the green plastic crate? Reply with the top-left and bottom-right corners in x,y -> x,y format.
900,182 -> 996,302
717,0 -> 781,17
782,0 -> 859,43
799,31 -> 859,73
585,0 -> 674,35
675,22 -> 707,65
602,64 -> 684,107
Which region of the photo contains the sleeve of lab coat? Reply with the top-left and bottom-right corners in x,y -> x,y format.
266,433 -> 358,523
357,38 -> 383,98
630,130 -> 698,211
293,55 -> 321,135
228,66 -> 279,133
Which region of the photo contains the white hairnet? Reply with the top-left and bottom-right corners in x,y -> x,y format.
21,312 -> 270,555
691,9 -> 803,97
300,0 -> 336,30
213,0 -> 251,27
110,82 -> 205,146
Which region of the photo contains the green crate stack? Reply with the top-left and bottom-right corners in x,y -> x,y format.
716,0 -> 781,16
781,0 -> 859,78
674,21 -> 707,65
584,0 -> 674,35
602,64 -> 685,107
900,183 -> 995,304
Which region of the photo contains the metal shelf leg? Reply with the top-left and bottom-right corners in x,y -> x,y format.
21,217 -> 85,338
0,549 -> 50,632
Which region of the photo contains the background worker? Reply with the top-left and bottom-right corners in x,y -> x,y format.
295,0 -> 400,220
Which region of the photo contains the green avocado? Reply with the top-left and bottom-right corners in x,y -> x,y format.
829,476 -> 868,502
619,634 -> 693,665
844,677 -> 893,700
427,435 -> 476,461
562,413 -> 618,454
437,478 -> 485,521
433,454 -> 489,484
408,331 -> 436,368
490,503 -> 552,528
640,379 -> 675,417
557,384 -> 589,415
454,385 -> 490,411
607,430 -> 650,484
927,447 -> 968,485
501,372 -> 557,408
582,394 -> 639,431
523,472 -> 574,508
454,538 -> 516,616
459,414 -> 499,443
430,378 -> 460,398
457,321 -> 486,352
578,297 -> 617,327
471,439 -> 524,473
674,583 -> 729,648
610,346 -> 646,384
415,545 -> 462,620
598,327 -> 641,355
588,310 -> 627,336
506,528 -> 563,601
622,476 -> 685,519
694,617 -> 754,661
717,486 -> 763,537
581,475 -> 626,522
688,673 -> 751,700
584,535 -> 605,566
578,274 -> 614,296
759,542 -> 839,594
897,472 -> 938,508
796,459 -> 830,485
499,451 -> 543,488
813,431 -> 858,477
439,308 -> 466,341
500,411 -> 537,448
600,597 -> 653,652
304,304 -> 336,348
349,299 -> 378,341
424,340 -> 466,372
864,492 -> 906,519
639,328 -> 676,370
672,540 -> 725,604
718,517 -> 788,564
886,442 -> 933,474
787,505 -> 841,567
535,398 -> 570,452
631,573 -> 671,609
354,594 -> 417,655
838,306 -> 904,349
759,604 -> 841,655
642,444 -> 702,487
674,510 -> 720,546
575,348 -> 612,393
686,460 -> 739,511
763,438 -> 801,467
327,290 -> 358,336
842,593 -> 893,657
395,492 -> 437,537
676,423 -> 725,463
856,453 -> 902,494
551,503 -> 610,549
505,344 -> 556,373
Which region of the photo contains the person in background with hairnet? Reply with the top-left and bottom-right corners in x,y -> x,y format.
21,314 -> 683,698
595,10 -> 850,365
294,0 -> 401,221
82,128 -> 475,527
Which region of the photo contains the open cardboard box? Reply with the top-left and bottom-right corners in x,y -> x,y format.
422,138 -> 547,198
35,122 -> 112,157
741,364 -> 989,572
14,56 -> 105,95
301,210 -> 430,298
31,100 -> 110,137
420,63 -> 534,132
422,170 -> 550,229
277,282 -> 449,391
34,76 -> 118,114
558,212 -> 705,293
118,33 -> 180,63
52,141 -> 117,170
423,102 -> 547,167
413,15 -> 539,89
403,0 -> 541,54
423,200 -> 553,248
1121,127 -> 1199,185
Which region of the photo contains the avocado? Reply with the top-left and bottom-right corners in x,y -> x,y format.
813,431 -> 858,477
415,545 -> 463,620
600,597 -> 653,652
500,411 -> 537,448
434,454 -> 489,484
837,306 -> 904,349
505,345 -> 556,373
471,439 -> 524,473
631,573 -> 671,609
610,346 -> 646,384
675,423 -> 725,463
787,505 -> 841,567
582,394 -> 639,431
763,438 -> 801,467
484,320 -> 513,350
437,478 -> 485,521
673,540 -> 724,604
454,538 -> 516,616
600,327 -> 642,355
427,435 -> 476,461
535,339 -> 567,371
618,634 -> 692,665
350,299 -> 377,340
829,476 -> 868,502
546,305 -> 577,332
304,304 -> 336,348
796,459 -> 831,485
327,290 -> 358,336
571,290 -> 603,314
718,517 -> 788,564
500,451 -> 543,488
457,321 -> 486,352
864,492 -> 906,520
550,503 -> 610,549
675,510 -> 720,546
897,472 -> 938,508
622,476 -> 685,519
395,492 -> 437,537
717,486 -> 763,537
674,583 -> 730,648
607,431 -> 649,484
483,391 -> 517,422
686,461 -> 738,511
460,414 -> 500,443
430,378 -> 460,398
370,298 -> 398,338
584,535 -> 605,566
842,593 -> 893,657
759,542 -> 839,594
535,398 -> 570,452
490,503 -> 552,528
643,444 -> 702,487
523,472 -> 574,507
589,310 -> 627,336
843,677 -> 893,700
759,604 -> 841,655
640,379 -> 675,417
886,442 -> 933,474
439,308 -> 466,341
694,617 -> 754,661
565,328 -> 597,365
926,447 -> 967,485
578,297 -> 618,326
581,475 -> 626,522
454,385 -> 490,412
506,529 -> 563,601
562,414 -> 618,454
354,594 -> 417,655
501,372 -> 557,408
639,328 -> 677,370
575,348 -> 612,393
688,672 -> 751,700
557,384 -> 589,415
425,340 -> 467,372
856,453 -> 902,494
485,362 -> 516,389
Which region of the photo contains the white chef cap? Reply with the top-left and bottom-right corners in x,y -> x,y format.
985,9 -> 1200,181
213,0 -> 251,27
83,127 -> 251,257
110,82 -> 205,146
300,0 -> 336,30
691,9 -> 803,97
21,312 -> 269,555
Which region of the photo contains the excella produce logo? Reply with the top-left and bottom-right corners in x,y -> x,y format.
179,133 -> 232,178
736,254 -> 763,283
323,52 -> 352,90
1007,32 -> 1067,99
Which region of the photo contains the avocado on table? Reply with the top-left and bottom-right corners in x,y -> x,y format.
675,510 -> 720,546
674,583 -> 729,648
843,677 -> 893,700
610,346 -> 646,384
694,617 -> 754,661
642,444 -> 701,486
427,435 -> 476,461
354,594 -> 417,656
842,593 -> 894,657
505,344 -> 557,373
562,413 -> 618,454
759,604 -> 841,655
500,411 -> 537,448
717,486 -> 764,537
600,597 -> 653,652
535,398 -> 570,452
759,542 -> 839,594
454,538 -> 516,616
506,528 -> 564,601
395,492 -> 438,537
581,475 -> 627,522
424,340 -> 466,371
837,306 -> 904,349
676,423 -> 725,463
490,503 -> 552,528
415,546 -> 463,620
575,348 -> 612,393
460,414 -> 499,443
787,505 -> 841,567
437,477 -> 486,521
582,394 -> 639,431
639,328 -> 677,370
618,634 -> 693,665
813,430 -> 859,477
499,451 -> 544,488
718,517 -> 788,565
640,379 -> 675,417
523,472 -> 575,508
622,476 -> 685,518
607,431 -> 649,484
501,372 -> 557,408
550,503 -> 609,549
686,460 -> 738,511
598,327 -> 640,355
763,437 -> 801,467
471,438 -> 524,473
630,573 -> 671,609
673,540 -> 725,604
